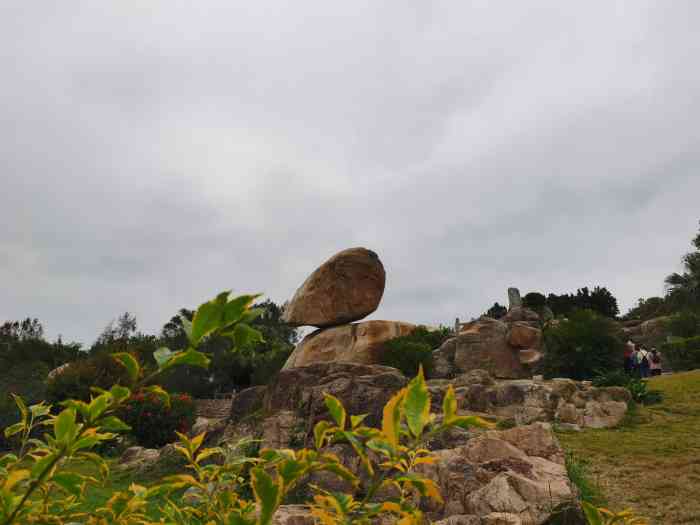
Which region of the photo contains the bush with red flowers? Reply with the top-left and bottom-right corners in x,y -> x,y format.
118,389 -> 196,448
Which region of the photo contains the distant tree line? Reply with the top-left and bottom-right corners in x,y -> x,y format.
485,285 -> 620,319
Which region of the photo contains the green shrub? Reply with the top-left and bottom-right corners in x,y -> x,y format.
661,335 -> 700,371
46,352 -> 132,403
591,369 -> 631,387
118,389 -> 196,448
380,326 -> 450,377
667,311 -> 700,338
542,310 -> 624,380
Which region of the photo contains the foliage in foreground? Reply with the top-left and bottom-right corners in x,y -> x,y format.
542,310 -> 623,380
0,291 -> 490,524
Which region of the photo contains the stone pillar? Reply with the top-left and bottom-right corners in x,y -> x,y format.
508,287 -> 522,310
454,317 -> 460,334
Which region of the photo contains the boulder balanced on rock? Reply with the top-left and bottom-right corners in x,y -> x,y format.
282,247 -> 386,328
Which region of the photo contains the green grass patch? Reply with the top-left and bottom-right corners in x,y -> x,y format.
556,370 -> 700,525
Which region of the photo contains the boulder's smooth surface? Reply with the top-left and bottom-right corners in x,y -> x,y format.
504,307 -> 541,324
282,247 -> 386,328
272,505 -> 315,525
282,320 -> 416,369
229,385 -> 266,420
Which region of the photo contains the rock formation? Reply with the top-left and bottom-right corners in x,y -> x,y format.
433,314 -> 543,379
282,320 -> 416,369
282,247 -> 385,328
507,287 -> 522,310
221,363 -> 583,524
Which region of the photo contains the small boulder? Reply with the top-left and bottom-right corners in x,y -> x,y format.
282,247 -> 386,328
230,385 -> 266,420
283,320 -> 416,369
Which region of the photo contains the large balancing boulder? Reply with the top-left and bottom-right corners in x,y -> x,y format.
282,320 -> 416,369
282,247 -> 386,328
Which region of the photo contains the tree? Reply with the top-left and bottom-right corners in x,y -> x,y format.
665,221 -> 700,311
542,309 -> 623,380
544,286 -> 619,318
0,318 -> 44,341
485,303 -> 507,319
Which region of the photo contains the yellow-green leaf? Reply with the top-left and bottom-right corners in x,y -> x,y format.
382,388 -> 406,448
251,467 -> 280,525
442,385 -> 457,423
404,366 -> 430,438
323,394 -> 346,429
113,353 -> 140,384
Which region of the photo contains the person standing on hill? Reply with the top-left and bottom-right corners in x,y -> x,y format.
624,341 -> 635,374
650,348 -> 662,376
637,346 -> 651,378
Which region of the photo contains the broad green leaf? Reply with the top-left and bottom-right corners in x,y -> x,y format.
113,353 -> 140,384
382,388 -> 406,448
323,394 -> 346,429
278,459 -> 306,487
450,415 -> 494,431
251,467 -> 280,525
223,294 -> 261,326
366,437 -> 395,458
54,408 -> 77,444
51,472 -> 84,497
12,394 -> 28,422
31,452 -> 58,479
404,366 -> 430,438
190,294 -> 227,345
314,420 -> 334,449
350,414 -> 368,429
98,416 -> 131,433
442,385 -> 457,423
29,403 -> 51,418
153,347 -> 174,369
160,349 -> 211,372
110,384 -> 131,404
3,423 -> 24,439
229,322 -> 264,349
342,431 -> 373,476
88,394 -> 109,421
181,316 -> 193,339
581,502 -> 604,525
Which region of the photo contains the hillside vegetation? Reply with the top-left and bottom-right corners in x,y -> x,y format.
557,371 -> 700,525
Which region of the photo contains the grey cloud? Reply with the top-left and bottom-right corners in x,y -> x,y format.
2,1 -> 700,342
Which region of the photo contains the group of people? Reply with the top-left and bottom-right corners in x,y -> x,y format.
623,341 -> 662,378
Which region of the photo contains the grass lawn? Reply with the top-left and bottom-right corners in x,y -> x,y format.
557,370 -> 700,525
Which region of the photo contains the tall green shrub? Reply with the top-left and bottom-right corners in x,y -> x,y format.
661,336 -> 700,371
542,310 -> 623,380
46,353 -> 131,403
380,326 -> 450,377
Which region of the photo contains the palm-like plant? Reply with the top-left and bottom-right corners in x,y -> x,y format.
665,222 -> 700,310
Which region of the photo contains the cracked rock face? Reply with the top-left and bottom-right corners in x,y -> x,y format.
282,247 -> 385,328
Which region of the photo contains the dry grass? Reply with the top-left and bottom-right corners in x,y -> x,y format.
557,370 -> 700,525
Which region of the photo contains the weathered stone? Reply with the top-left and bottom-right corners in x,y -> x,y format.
504,307 -> 541,324
230,385 -> 266,420
266,362 -> 407,427
272,505 -> 315,525
433,515 -> 481,525
508,288 -> 523,310
483,513 -> 523,525
283,320 -> 416,369
261,411 -> 305,449
518,349 -> 543,366
282,247 -> 386,328
451,319 -> 528,379
507,323 -> 542,349
117,446 -> 160,471
453,369 -> 496,388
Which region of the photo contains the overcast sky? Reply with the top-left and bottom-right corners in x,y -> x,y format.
2,2 -> 700,344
